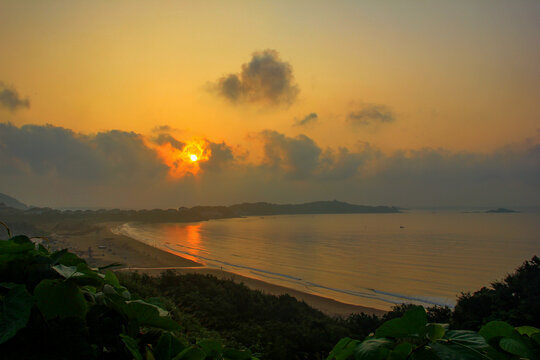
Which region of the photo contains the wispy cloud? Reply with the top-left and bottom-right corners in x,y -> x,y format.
0,82 -> 30,111
294,113 -> 318,127
347,104 -> 395,126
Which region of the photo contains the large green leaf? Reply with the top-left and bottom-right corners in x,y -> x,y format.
222,348 -> 254,360
123,300 -> 180,331
53,264 -> 84,279
10,235 -> 32,244
389,342 -> 413,360
51,263 -> 104,287
431,330 -> 490,360
409,347 -> 439,360
153,333 -> 177,360
104,270 -> 121,287
430,342 -> 486,360
515,326 -> 540,337
34,279 -> 88,320
121,334 -> 143,360
37,243 -> 49,255
198,339 -> 223,357
153,332 -> 188,360
426,323 -> 446,342
57,252 -> 86,266
375,306 -> 427,338
479,321 -> 517,342
445,330 -> 489,349
49,249 -> 68,265
0,240 -> 34,254
0,283 -> 33,344
355,338 -> 393,360
499,338 -> 534,358
326,337 -> 359,360
172,347 -> 206,360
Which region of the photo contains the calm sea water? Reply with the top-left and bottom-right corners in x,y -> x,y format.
115,212 -> 540,310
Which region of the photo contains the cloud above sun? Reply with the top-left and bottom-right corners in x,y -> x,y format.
214,49 -> 299,106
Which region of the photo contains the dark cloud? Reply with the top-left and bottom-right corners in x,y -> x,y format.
151,125 -> 185,149
256,131 -> 371,181
0,122 -> 167,182
0,82 -> 30,111
152,125 -> 175,133
258,130 -> 321,179
154,133 -> 185,150
347,104 -> 395,126
357,145 -> 540,207
215,49 -> 299,106
252,130 -> 539,206
200,142 -> 235,172
294,113 -> 318,127
1,123 -> 538,209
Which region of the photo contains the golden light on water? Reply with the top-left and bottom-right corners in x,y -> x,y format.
163,224 -> 202,263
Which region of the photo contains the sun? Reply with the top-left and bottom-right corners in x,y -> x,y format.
150,138 -> 210,178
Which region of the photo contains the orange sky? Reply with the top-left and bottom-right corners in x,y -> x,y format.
1,0 -> 539,155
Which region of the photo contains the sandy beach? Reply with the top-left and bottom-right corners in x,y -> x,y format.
51,222 -> 385,317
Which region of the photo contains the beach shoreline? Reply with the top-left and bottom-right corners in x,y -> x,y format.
51,221 -> 385,317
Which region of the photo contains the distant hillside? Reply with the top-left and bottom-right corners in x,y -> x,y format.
0,192 -> 27,210
486,208 -> 518,213
0,200 -> 399,226
229,200 -> 399,216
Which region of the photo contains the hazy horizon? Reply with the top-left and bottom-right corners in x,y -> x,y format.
1,1 -> 539,209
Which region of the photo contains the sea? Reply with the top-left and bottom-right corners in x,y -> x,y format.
114,211 -> 540,310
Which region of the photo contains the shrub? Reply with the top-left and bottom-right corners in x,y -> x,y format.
0,225 -> 257,360
453,256 -> 540,330
327,306 -> 540,360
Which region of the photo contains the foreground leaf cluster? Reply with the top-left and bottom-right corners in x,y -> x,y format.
0,229 -> 257,360
327,306 -> 540,360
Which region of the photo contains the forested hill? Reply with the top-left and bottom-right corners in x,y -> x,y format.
0,192 -> 27,210
229,200 -> 399,215
0,199 -> 398,224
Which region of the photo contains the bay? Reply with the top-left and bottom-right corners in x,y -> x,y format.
115,211 -> 540,310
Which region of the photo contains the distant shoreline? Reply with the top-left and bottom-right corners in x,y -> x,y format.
0,200 -> 400,227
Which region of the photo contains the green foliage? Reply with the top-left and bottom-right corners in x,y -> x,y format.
0,225 -> 257,360
452,256 -> 540,330
0,283 -> 33,344
3,222 -> 538,360
327,306 -> 540,360
120,270 -> 355,359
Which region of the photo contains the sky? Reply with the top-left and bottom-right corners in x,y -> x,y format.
1,0 -> 539,209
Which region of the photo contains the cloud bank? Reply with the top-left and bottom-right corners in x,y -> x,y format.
0,82 -> 30,111
215,49 -> 299,106
1,122 -> 538,209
